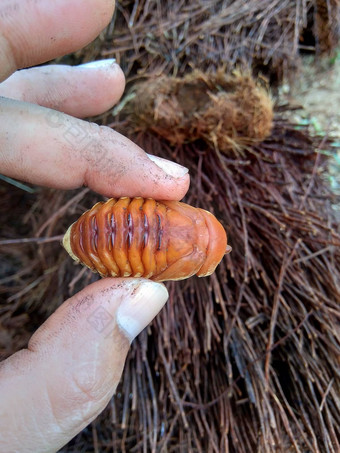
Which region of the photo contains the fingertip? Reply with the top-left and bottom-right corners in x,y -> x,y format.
116,279 -> 169,342
71,60 -> 126,116
82,133 -> 191,201
0,61 -> 126,117
178,171 -> 191,199
146,153 -> 189,179
88,61 -> 126,113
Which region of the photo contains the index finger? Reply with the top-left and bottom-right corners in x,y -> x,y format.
0,0 -> 115,81
0,97 -> 190,200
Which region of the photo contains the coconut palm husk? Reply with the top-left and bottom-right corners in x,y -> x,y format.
128,70 -> 273,154
1,1 -> 340,452
72,0 -> 340,82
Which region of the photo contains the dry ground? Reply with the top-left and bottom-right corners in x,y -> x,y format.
282,52 -> 340,214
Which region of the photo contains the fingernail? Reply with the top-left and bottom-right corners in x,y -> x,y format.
147,154 -> 189,178
116,280 -> 168,342
79,58 -> 117,69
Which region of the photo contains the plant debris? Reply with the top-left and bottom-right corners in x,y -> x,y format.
70,0 -> 340,83
129,70 -> 273,154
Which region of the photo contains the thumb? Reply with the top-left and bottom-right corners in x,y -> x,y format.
0,278 -> 168,453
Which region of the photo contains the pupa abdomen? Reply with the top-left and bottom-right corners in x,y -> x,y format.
63,197 -> 229,282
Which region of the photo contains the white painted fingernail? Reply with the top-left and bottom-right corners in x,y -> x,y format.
147,154 -> 188,178
80,58 -> 117,69
116,281 -> 168,342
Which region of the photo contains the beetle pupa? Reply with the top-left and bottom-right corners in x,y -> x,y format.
63,197 -> 230,282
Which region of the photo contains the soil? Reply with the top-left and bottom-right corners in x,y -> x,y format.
285,53 -> 340,137
281,53 -> 340,215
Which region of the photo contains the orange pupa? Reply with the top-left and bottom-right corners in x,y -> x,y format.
63,197 -> 230,282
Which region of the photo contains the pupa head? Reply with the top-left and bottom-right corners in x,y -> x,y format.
195,208 -> 229,277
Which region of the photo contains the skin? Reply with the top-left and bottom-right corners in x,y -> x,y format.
0,1 -> 190,451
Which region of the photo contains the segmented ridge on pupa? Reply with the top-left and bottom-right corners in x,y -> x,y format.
67,197 -> 169,279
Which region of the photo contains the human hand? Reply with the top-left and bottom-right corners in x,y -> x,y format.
0,1 -> 190,451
